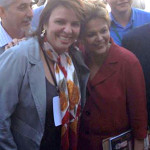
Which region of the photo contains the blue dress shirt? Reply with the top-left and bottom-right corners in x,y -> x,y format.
31,5 -> 45,29
110,8 -> 150,46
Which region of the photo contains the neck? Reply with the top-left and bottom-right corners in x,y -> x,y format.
90,53 -> 106,67
112,9 -> 132,27
87,46 -> 110,68
2,22 -> 27,39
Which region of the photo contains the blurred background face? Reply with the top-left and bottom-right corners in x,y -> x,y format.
45,5 -> 80,54
1,0 -> 33,34
106,0 -> 132,13
84,17 -> 110,56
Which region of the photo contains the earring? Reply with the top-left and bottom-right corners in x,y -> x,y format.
40,29 -> 46,38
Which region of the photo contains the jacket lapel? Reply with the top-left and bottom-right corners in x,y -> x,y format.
69,47 -> 90,109
28,38 -> 46,131
92,62 -> 118,86
91,40 -> 119,86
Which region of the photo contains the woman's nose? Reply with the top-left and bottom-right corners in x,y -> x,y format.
96,33 -> 103,41
63,24 -> 72,34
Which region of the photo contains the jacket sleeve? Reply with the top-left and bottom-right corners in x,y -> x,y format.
0,48 -> 27,150
125,54 -> 148,139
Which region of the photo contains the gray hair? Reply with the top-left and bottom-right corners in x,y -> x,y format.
0,0 -> 17,8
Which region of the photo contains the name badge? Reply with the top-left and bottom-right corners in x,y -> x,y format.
53,96 -> 62,126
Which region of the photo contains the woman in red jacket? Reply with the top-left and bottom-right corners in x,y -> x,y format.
78,0 -> 148,150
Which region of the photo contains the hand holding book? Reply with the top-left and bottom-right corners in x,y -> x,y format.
134,139 -> 144,150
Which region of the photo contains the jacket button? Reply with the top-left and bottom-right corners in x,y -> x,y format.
85,131 -> 89,135
85,111 -> 90,116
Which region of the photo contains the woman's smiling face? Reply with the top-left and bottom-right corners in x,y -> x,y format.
45,5 -> 81,54
84,17 -> 110,56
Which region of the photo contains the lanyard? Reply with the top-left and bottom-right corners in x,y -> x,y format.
112,20 -> 134,44
40,45 -> 59,93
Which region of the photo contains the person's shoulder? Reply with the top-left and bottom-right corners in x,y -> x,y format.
13,37 -> 39,54
133,7 -> 150,15
0,37 -> 39,60
112,42 -> 139,63
0,37 -> 40,70
124,23 -> 150,40
133,7 -> 150,24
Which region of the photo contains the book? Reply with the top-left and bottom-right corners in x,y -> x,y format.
103,130 -> 133,150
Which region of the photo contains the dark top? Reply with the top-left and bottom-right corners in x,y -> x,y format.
122,23 -> 150,126
40,78 -> 61,150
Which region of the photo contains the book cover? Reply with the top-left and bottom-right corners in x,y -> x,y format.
103,130 -> 133,150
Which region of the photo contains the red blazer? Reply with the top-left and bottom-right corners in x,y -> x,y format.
78,40 -> 148,150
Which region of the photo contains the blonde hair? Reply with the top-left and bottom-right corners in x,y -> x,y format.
81,0 -> 110,36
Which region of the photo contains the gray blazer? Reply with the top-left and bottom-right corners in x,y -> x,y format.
0,37 -> 89,150
0,46 -> 4,55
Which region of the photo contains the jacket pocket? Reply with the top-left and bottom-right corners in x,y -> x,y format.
11,117 -> 42,145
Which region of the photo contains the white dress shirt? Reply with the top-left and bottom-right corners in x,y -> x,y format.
0,22 -> 12,47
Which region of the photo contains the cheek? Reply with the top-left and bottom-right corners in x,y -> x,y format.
46,26 -> 58,38
84,38 -> 94,47
73,27 -> 80,37
46,28 -> 55,44
105,32 -> 110,42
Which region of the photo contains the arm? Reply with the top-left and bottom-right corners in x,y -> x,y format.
0,49 -> 26,150
134,139 -> 144,150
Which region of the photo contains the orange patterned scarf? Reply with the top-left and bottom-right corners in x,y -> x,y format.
44,42 -> 81,150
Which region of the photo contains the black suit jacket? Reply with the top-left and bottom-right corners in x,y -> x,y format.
122,23 -> 150,126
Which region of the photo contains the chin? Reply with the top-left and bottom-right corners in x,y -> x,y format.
21,25 -> 31,35
119,6 -> 130,12
55,47 -> 69,54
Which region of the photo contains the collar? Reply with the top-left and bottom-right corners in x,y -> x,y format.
103,38 -> 119,64
27,37 -> 86,67
110,8 -> 134,28
27,37 -> 41,64
0,22 -> 12,47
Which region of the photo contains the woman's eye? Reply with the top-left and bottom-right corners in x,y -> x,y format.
72,22 -> 80,27
55,20 -> 65,25
87,33 -> 96,37
101,28 -> 107,34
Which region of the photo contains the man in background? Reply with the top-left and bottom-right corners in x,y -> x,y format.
0,0 -> 33,52
31,0 -> 48,29
122,23 -> 150,129
106,0 -> 150,46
